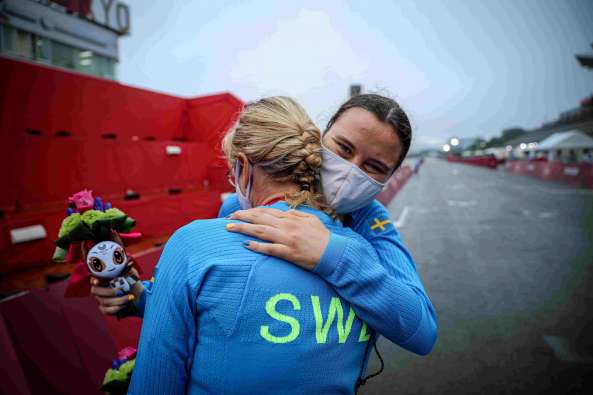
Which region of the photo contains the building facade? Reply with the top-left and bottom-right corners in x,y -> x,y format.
0,0 -> 130,79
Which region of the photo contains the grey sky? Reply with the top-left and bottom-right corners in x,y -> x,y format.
118,0 -> 593,150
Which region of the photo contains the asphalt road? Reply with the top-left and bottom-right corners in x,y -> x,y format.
361,158 -> 593,395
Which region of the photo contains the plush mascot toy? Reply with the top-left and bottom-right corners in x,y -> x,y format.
53,190 -> 142,312
86,240 -> 137,294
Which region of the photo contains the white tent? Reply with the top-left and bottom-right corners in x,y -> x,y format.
536,130 -> 593,151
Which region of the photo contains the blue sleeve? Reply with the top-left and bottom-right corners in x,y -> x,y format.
313,200 -> 438,355
217,193 -> 241,218
131,280 -> 152,317
128,229 -> 199,394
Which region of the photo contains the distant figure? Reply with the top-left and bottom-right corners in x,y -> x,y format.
414,157 -> 424,174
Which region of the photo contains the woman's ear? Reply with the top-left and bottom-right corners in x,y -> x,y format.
236,153 -> 250,195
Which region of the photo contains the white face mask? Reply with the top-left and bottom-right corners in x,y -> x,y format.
320,145 -> 386,214
235,160 -> 253,210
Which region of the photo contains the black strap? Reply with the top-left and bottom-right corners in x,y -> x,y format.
355,339 -> 385,394
355,338 -> 373,390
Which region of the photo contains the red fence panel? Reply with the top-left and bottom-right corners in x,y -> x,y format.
0,57 -> 243,278
448,155 -> 498,169
0,57 -> 187,142
186,93 -> 243,167
0,282 -> 115,395
0,311 -> 31,395
376,165 -> 413,206
505,160 -> 593,188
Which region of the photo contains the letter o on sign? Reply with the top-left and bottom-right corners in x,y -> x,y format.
116,3 -> 131,34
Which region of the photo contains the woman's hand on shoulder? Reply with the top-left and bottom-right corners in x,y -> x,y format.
226,208 -> 330,270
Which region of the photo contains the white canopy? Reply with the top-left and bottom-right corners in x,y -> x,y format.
536,130 -> 593,151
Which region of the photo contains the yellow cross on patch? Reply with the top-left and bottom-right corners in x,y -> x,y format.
370,218 -> 391,232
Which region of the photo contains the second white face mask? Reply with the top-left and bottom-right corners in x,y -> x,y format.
320,145 -> 386,214
235,160 -> 253,210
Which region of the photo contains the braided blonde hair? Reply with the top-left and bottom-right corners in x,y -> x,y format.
222,96 -> 333,216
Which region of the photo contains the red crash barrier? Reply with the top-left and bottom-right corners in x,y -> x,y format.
505,160 -> 593,188
0,281 -> 116,395
0,55 -> 243,395
0,57 -> 242,144
376,165 -> 413,206
1,138 -> 221,210
0,57 -> 241,209
0,189 -> 223,273
0,246 -> 163,395
0,57 -> 242,278
447,154 -> 498,169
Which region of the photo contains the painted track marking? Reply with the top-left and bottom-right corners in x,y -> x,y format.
395,206 -> 410,228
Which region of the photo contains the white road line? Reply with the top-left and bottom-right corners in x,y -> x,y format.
543,189 -> 593,196
395,206 -> 410,228
538,211 -> 558,219
446,200 -> 477,208
543,335 -> 593,364
410,207 -> 438,214
0,291 -> 29,303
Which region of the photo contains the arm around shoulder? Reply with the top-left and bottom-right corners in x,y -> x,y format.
313,201 -> 438,355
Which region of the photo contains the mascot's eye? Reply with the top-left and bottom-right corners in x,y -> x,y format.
113,248 -> 125,265
90,257 -> 105,272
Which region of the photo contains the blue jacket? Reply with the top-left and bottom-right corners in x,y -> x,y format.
129,203 -> 381,394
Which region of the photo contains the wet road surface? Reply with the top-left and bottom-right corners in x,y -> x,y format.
362,158 -> 593,394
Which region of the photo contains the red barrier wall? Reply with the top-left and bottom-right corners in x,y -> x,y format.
0,57 -> 241,208
0,58 -> 186,143
0,240 -> 164,395
376,165 -> 413,206
505,160 -> 593,188
186,94 -> 243,166
0,57 -> 243,395
0,57 -> 241,275
0,282 -> 116,395
447,154 -> 498,169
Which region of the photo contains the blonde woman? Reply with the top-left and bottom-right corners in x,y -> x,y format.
129,97 -> 383,394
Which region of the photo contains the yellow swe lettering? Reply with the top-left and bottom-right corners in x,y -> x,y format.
311,296 -> 356,344
339,306 -> 357,343
358,321 -> 371,342
260,293 -> 301,344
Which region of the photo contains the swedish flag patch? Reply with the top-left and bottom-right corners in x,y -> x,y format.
370,218 -> 392,232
